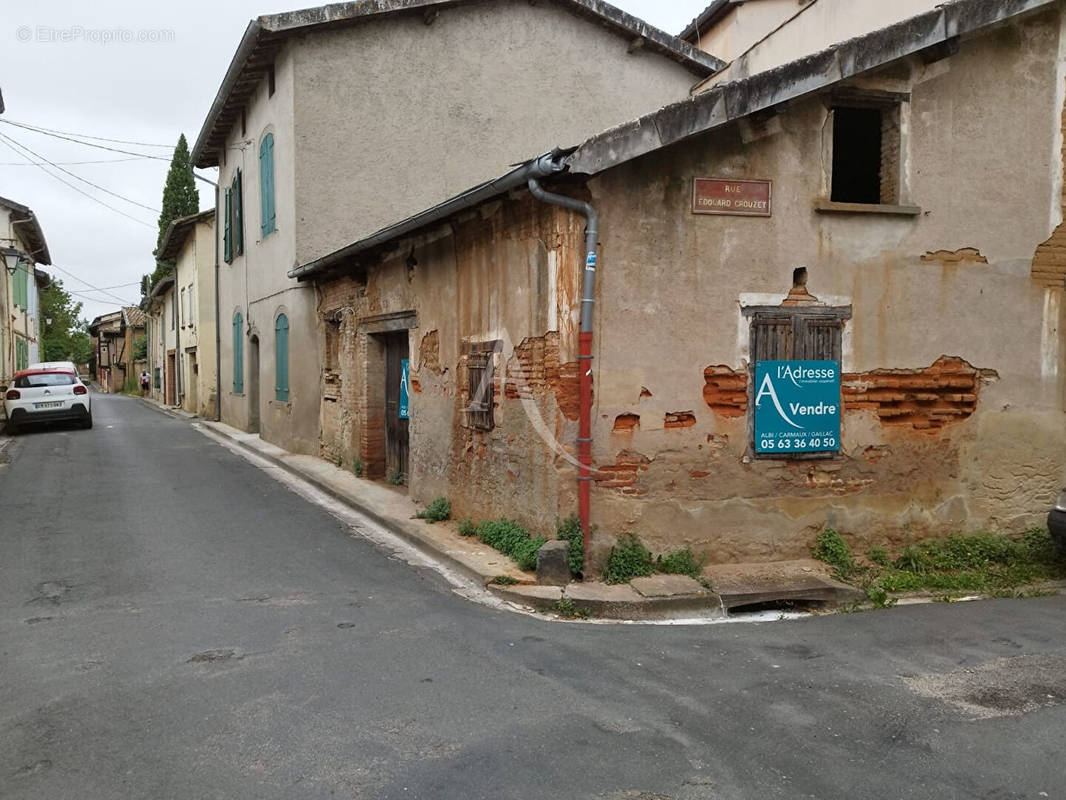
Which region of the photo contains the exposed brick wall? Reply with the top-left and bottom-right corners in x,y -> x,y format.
594,449 -> 649,494
504,332 -> 581,421
703,365 -> 748,417
843,356 -> 992,432
664,411 -> 696,428
1032,79 -> 1066,288
921,248 -> 987,265
879,105 -> 901,205
612,413 -> 639,432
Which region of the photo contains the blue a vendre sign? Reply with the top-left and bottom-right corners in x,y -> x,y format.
754,360 -> 840,454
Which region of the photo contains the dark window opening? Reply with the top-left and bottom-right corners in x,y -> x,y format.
267,64 -> 276,97
831,106 -> 883,204
240,108 -> 246,138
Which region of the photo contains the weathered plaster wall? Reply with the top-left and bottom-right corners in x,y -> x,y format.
215,44 -> 321,454
291,0 -> 701,264
580,13 -> 1066,564
318,196 -> 585,537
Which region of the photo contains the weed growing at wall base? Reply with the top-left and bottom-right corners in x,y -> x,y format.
813,526 -> 1066,604
556,515 -> 584,577
603,534 -> 655,584
475,519 -> 547,572
416,497 -> 451,523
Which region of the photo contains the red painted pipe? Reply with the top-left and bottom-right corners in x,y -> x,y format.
578,331 -> 594,557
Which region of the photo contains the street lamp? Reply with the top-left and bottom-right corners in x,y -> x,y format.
1,247 -> 21,276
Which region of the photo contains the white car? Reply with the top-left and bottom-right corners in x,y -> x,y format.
29,360 -> 78,373
4,366 -> 92,434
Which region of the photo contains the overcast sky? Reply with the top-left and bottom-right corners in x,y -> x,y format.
0,0 -> 709,322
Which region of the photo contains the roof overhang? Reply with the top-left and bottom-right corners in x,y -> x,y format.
287,0 -> 1052,283
191,0 -> 724,168
0,194 -> 51,265
157,208 -> 215,262
148,274 -> 176,301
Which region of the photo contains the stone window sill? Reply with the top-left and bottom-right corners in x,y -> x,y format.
814,200 -> 921,216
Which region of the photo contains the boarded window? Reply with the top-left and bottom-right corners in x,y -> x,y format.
748,308 -> 848,457
465,341 -> 498,431
232,169 -> 244,256
223,186 -> 232,264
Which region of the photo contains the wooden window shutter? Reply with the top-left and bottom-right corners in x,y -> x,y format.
234,169 -> 244,255
233,312 -> 244,393
223,187 -> 233,264
275,313 -> 289,401
260,134 -> 276,236
750,316 -> 793,362
465,341 -> 498,431
795,316 -> 843,361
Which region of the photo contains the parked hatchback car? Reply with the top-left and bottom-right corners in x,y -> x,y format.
4,367 -> 92,434
1050,489 -> 1066,553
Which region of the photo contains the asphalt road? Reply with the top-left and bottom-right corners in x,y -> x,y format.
2,394 -> 1065,800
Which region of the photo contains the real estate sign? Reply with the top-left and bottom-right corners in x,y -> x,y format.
753,360 -> 840,454
399,358 -> 410,420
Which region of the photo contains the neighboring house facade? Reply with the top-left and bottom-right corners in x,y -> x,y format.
89,308 -> 145,393
0,195 -> 51,389
682,0 -> 944,87
145,276 -> 179,406
191,0 -> 722,456
157,210 -> 217,417
293,0 -> 1066,566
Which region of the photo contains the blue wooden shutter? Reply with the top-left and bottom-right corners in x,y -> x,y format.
233,312 -> 244,393
223,187 -> 233,263
260,134 -> 276,236
234,169 -> 244,255
275,313 -> 289,401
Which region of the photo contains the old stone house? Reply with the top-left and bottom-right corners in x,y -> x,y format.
0,195 -> 50,387
90,308 -> 145,394
156,210 -> 217,417
190,0 -> 722,457
293,0 -> 1066,566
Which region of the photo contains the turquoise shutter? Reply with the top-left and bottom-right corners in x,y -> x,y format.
15,264 -> 26,309
233,312 -> 244,393
234,169 -> 244,255
260,134 -> 275,236
275,313 -> 289,401
223,187 -> 233,263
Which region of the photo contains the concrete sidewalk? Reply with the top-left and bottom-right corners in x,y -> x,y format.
139,397 -> 862,619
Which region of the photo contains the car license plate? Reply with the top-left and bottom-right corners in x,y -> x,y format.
34,401 -> 63,409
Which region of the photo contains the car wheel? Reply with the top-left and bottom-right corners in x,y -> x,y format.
5,420 -> 16,436
81,415 -> 93,430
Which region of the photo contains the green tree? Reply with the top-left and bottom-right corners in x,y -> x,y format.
39,280 -> 87,363
151,133 -> 199,286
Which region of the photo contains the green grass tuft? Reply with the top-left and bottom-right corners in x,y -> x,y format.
655,547 -> 704,578
457,519 -> 476,537
556,515 -> 585,577
416,497 -> 451,524
812,527 -> 855,579
602,534 -> 654,584
475,519 -> 547,572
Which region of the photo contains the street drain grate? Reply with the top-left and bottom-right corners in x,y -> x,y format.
904,654 -> 1066,718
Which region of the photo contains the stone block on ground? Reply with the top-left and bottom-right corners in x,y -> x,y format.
537,540 -> 571,586
629,574 -> 709,598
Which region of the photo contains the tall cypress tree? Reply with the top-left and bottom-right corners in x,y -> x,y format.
151,133 -> 199,285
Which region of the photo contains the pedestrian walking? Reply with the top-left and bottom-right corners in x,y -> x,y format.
140,370 -> 151,397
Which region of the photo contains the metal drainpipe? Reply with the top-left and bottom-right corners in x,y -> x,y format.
527,177 -> 598,561
213,184 -> 221,421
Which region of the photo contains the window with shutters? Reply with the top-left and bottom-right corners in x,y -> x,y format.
275,313 -> 289,402
464,340 -> 499,431
223,186 -> 233,264
231,169 -> 244,256
233,312 -> 244,394
746,306 -> 850,458
259,133 -> 276,237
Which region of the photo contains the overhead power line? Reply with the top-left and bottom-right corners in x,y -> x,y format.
48,262 -> 140,306
0,119 -> 172,161
0,133 -> 156,228
0,157 -> 145,166
0,119 -> 174,148
0,130 -> 160,213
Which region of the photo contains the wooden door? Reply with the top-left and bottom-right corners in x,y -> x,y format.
165,351 -> 176,405
383,332 -> 409,482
